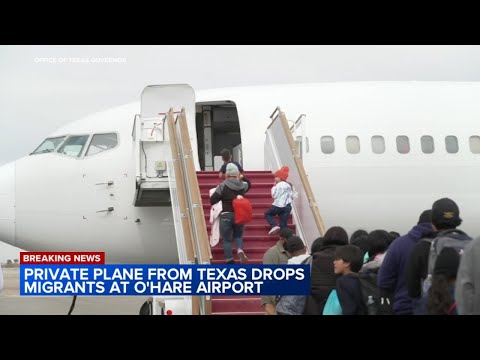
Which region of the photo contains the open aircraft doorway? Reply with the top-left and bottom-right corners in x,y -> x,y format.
196,101 -> 242,171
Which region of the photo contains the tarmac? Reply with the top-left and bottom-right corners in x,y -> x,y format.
0,267 -> 146,315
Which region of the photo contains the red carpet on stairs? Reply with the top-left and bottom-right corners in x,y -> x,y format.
198,170 -> 295,315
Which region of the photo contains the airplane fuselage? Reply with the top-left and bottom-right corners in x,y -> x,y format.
0,82 -> 479,263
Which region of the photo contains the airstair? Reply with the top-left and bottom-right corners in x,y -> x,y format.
198,170 -> 295,314
136,84 -> 325,315
264,107 -> 325,248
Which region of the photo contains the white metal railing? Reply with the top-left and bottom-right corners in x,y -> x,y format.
175,109 -> 212,315
264,108 -> 325,249
160,112 -> 194,315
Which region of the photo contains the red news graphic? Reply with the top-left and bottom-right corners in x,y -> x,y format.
20,252 -> 105,264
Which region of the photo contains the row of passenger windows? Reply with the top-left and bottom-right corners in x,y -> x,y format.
320,135 -> 480,154
32,133 -> 118,157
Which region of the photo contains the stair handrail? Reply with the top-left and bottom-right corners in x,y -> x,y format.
265,108 -> 326,248
165,110 -> 199,315
175,108 -> 212,315
279,109 -> 325,237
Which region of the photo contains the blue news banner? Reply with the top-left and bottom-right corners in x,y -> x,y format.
20,265 -> 310,296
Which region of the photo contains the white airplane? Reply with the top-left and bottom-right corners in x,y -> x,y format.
1,82 -> 479,264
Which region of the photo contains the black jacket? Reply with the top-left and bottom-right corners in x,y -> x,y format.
210,177 -> 251,213
405,239 -> 433,299
336,273 -> 367,315
303,245 -> 341,315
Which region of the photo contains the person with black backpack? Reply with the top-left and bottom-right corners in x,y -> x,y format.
406,198 -> 471,315
359,230 -> 394,315
303,226 -> 348,315
378,209 -> 435,315
334,245 -> 367,315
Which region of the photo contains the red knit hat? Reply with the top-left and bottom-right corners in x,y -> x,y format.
274,166 -> 289,180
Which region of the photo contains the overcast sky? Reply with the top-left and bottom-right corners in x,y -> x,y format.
3,45 -> 480,166
2,45 -> 480,260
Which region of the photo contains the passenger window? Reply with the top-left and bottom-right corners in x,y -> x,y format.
396,136 -> 410,154
57,135 -> 89,157
469,136 -> 480,154
346,136 -> 360,154
31,136 -> 66,154
86,133 -> 118,156
321,136 -> 335,154
421,135 -> 435,154
445,136 -> 459,154
371,136 -> 385,154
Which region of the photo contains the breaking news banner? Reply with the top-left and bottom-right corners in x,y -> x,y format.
19,252 -> 310,296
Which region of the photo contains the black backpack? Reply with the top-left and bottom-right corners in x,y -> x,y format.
357,271 -> 394,315
139,297 -> 153,315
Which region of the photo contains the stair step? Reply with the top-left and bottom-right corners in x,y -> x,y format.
201,193 -> 272,200
212,311 -> 265,315
196,170 -> 277,316
207,224 -> 295,237
203,202 -> 274,211
199,182 -> 274,187
211,247 -> 270,255
211,237 -> 278,252
204,212 -> 290,219
211,258 -> 263,265
213,295 -> 262,300
198,171 -> 272,175
206,223 -> 294,231
204,212 -> 271,218
216,235 -> 279,244
202,190 -> 273,196
205,219 -> 294,228
210,239 -> 272,248
211,296 -> 262,313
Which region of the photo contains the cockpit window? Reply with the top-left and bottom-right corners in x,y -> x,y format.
31,136 -> 66,154
86,133 -> 118,156
57,135 -> 89,157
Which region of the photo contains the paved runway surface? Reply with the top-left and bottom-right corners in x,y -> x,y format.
0,267 -> 146,315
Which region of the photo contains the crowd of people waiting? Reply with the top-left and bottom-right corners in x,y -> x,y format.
262,197 -> 479,315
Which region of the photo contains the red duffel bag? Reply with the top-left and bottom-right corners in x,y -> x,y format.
232,195 -> 253,224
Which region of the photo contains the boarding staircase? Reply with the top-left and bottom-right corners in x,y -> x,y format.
198,170 -> 295,315
139,83 -> 325,315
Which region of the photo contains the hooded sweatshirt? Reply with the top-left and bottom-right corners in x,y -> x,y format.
210,177 -> 251,213
377,222 -> 434,314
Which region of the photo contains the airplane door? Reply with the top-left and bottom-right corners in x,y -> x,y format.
140,84 -> 198,171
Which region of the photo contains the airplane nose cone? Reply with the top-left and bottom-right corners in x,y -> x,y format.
0,161 -> 15,246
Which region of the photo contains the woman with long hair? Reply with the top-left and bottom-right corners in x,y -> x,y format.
426,247 -> 460,315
